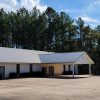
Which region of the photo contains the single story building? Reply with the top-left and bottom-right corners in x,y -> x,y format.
0,47 -> 94,79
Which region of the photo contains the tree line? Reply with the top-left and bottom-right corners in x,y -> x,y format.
0,7 -> 100,74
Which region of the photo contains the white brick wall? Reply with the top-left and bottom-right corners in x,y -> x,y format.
0,63 -> 42,78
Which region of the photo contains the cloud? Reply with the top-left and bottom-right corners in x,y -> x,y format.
81,16 -> 98,23
0,0 -> 47,12
62,0 -> 100,27
90,24 -> 98,28
87,0 -> 100,13
75,15 -> 99,28
0,3 -> 15,12
61,9 -> 77,13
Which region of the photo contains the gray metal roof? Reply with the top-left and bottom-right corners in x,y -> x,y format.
0,47 -> 94,64
0,47 -> 51,63
39,52 -> 94,64
39,52 -> 83,63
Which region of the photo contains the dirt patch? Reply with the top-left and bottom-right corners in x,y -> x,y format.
0,75 -> 100,100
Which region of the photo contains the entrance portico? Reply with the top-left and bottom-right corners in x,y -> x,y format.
40,52 -> 94,78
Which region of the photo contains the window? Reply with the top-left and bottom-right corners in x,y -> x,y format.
69,65 -> 70,71
16,64 -> 20,74
63,65 -> 66,72
30,64 -> 32,73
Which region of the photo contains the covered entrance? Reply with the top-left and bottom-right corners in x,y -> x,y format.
40,52 -> 94,78
0,66 -> 5,79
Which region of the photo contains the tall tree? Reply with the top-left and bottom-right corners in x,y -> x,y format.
44,7 -> 57,51
0,9 -> 11,47
66,15 -> 76,52
29,7 -> 40,49
76,18 -> 85,50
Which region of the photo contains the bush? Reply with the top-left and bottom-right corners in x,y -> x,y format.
9,73 -> 17,78
63,71 -> 72,75
19,73 -> 30,78
9,71 -> 43,78
0,74 -> 2,79
30,71 -> 43,77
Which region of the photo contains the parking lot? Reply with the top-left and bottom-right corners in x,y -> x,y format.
0,76 -> 100,100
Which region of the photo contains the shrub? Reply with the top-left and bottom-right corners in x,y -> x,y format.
63,71 -> 72,75
9,73 -> 17,78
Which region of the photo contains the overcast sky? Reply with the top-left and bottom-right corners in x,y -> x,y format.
0,0 -> 100,27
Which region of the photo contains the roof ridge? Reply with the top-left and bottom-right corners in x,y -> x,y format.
0,47 -> 49,53
39,51 -> 85,55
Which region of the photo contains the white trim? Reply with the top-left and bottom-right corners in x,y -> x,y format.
89,64 -> 92,76
72,64 -> 75,78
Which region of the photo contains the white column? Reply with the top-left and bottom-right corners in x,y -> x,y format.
89,64 -> 91,76
75,64 -> 78,74
72,64 -> 75,78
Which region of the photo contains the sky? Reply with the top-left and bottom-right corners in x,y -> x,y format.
0,0 -> 100,28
